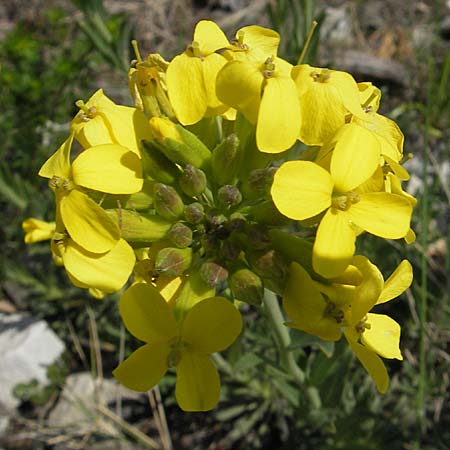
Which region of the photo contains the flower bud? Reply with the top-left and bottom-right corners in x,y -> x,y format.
168,222 -> 193,248
218,185 -> 242,208
247,224 -> 271,250
149,117 -> 211,169
220,240 -> 241,261
211,133 -> 240,185
179,164 -> 207,197
199,261 -> 229,288
228,213 -> 246,232
247,249 -> 288,293
184,202 -> 205,224
153,183 -> 184,221
141,140 -> 179,185
247,167 -> 277,193
155,247 -> 192,277
229,268 -> 264,305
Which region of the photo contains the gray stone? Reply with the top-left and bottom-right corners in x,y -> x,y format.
47,372 -> 141,429
0,314 -> 65,411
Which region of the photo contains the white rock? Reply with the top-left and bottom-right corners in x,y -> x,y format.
0,314 -> 65,411
47,372 -> 141,429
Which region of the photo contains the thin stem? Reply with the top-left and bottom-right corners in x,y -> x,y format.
297,21 -> 318,65
262,289 -> 305,385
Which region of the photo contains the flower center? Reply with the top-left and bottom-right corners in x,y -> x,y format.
166,339 -> 188,368
262,57 -> 275,78
332,191 -> 360,211
310,69 -> 331,83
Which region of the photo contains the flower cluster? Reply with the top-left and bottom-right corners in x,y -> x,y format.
23,20 -> 415,410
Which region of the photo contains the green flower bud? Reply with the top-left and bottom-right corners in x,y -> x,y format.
248,167 -> 277,193
218,185 -> 242,208
106,209 -> 172,244
199,261 -> 229,288
179,164 -> 207,197
155,247 -> 193,276
228,213 -> 247,232
153,183 -> 184,221
149,117 -> 211,169
247,249 -> 288,293
247,224 -> 271,250
141,140 -> 179,185
184,202 -> 205,224
220,240 -> 241,260
168,222 -> 193,248
248,200 -> 291,226
211,133 -> 240,185
229,267 -> 264,305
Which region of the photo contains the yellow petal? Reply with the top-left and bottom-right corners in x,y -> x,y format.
167,53 -> 206,125
175,351 -> 220,411
256,75 -> 300,153
271,161 -> 333,220
313,208 -> 356,278
362,313 -> 403,360
194,20 -> 229,55
59,189 -> 120,253
113,342 -> 170,392
180,297 -> 242,353
72,144 -> 143,194
358,82 -> 381,111
349,255 -> 384,324
111,105 -> 153,155
22,218 -> 55,244
119,283 -> 178,343
216,60 -> 263,124
202,53 -> 228,112
63,238 -> 135,293
283,262 -> 342,341
348,192 -> 412,239
38,135 -> 73,179
330,70 -> 366,119
378,260 -> 413,304
234,25 -> 280,62
345,331 -> 389,394
330,123 -> 381,192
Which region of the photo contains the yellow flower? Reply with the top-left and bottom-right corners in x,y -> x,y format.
22,218 -> 55,243
22,217 -> 135,293
216,26 -> 300,153
271,123 -> 413,278
166,20 -> 230,125
39,134 -> 143,253
113,283 -> 242,411
343,259 -> 412,393
292,64 -> 366,146
71,89 -> 152,155
53,237 -> 136,294
284,257 -> 412,393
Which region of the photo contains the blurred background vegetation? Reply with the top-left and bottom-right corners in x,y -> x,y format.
0,0 -> 449,449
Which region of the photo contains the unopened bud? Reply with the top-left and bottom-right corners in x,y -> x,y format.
153,183 -> 184,221
218,185 -> 242,208
220,240 -> 241,260
179,164 -> 207,197
248,249 -> 288,288
211,133 -> 240,185
229,268 -> 264,305
228,213 -> 247,232
247,224 -> 271,250
168,222 -> 193,248
248,167 -> 277,193
184,202 -> 205,224
155,247 -> 192,277
199,261 -> 229,288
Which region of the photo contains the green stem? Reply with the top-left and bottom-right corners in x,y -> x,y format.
297,21 -> 318,65
262,289 -> 305,385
